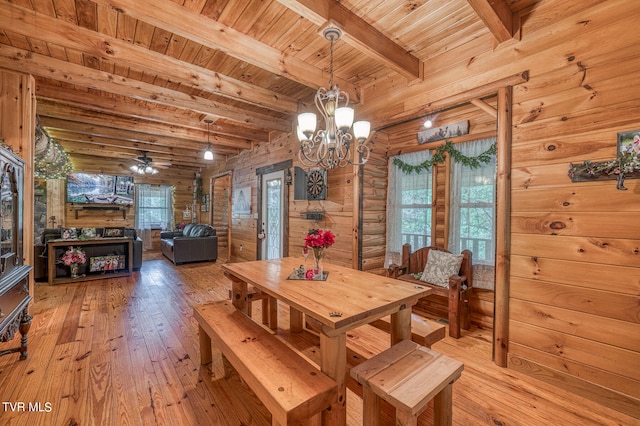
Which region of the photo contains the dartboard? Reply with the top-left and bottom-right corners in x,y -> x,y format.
306,169 -> 326,200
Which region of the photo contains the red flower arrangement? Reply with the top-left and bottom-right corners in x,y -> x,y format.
304,229 -> 335,248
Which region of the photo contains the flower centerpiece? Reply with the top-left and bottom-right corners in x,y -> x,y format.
303,229 -> 335,279
60,246 -> 87,278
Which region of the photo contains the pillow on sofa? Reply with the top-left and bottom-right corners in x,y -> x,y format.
104,227 -> 125,237
61,227 -> 77,240
420,250 -> 463,288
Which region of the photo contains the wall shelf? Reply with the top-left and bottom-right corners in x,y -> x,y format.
72,205 -> 128,219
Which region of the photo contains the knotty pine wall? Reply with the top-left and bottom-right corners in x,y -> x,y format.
203,132 -> 361,267
359,0 -> 639,418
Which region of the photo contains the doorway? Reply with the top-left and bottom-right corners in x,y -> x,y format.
211,172 -> 232,262
256,160 -> 291,260
260,170 -> 285,260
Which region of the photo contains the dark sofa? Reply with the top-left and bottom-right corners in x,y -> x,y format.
33,227 -> 143,281
160,223 -> 218,265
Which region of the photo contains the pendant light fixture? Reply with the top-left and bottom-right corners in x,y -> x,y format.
203,119 -> 214,160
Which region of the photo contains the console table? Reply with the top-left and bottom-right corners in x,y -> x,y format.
47,238 -> 133,285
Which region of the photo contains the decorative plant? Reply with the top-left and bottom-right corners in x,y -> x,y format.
304,229 -> 335,249
568,151 -> 640,190
393,139 -> 496,174
60,246 -> 87,266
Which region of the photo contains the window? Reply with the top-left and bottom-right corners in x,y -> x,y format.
385,150 -> 433,267
135,184 -> 174,230
449,137 -> 496,289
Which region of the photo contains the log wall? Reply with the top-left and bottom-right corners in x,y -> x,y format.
362,0 -> 640,418
206,132 -> 358,267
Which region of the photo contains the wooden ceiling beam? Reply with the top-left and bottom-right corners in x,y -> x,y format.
89,0 -> 359,101
37,101 -> 251,150
35,81 -> 269,142
45,129 -> 239,156
39,118 -> 240,155
0,2 -> 298,114
470,98 -> 498,118
466,0 -> 514,43
276,0 -> 421,81
0,45 -> 291,132
60,141 -> 207,168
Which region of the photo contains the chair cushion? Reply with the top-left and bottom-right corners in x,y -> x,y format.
420,250 -> 463,288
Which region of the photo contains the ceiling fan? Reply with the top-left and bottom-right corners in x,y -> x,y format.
130,151 -> 167,175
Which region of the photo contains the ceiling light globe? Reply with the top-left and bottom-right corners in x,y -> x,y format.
424,119 -> 433,128
353,121 -> 371,142
204,149 -> 214,160
335,107 -> 354,131
144,165 -> 153,174
130,165 -> 138,172
297,112 -> 317,139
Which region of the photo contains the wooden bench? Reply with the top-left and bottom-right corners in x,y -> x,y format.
350,340 -> 464,426
388,244 -> 473,338
194,300 -> 337,426
370,313 -> 446,348
228,287 -> 276,329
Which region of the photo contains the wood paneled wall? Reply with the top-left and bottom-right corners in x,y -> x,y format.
211,174 -> 230,257
361,0 -> 640,418
360,133 -> 388,275
205,131 -> 360,267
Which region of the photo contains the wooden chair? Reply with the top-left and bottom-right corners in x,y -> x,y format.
387,244 -> 472,338
350,340 -> 464,426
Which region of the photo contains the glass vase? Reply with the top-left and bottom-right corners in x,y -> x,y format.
70,263 -> 80,278
312,247 -> 324,279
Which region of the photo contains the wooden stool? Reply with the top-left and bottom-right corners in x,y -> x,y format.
350,340 -> 463,426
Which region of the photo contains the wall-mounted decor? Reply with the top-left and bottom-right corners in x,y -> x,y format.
293,167 -> 327,200
418,120 -> 469,145
568,129 -> 640,190
233,186 -> 251,216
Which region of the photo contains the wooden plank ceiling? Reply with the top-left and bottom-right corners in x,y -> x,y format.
0,0 -> 538,174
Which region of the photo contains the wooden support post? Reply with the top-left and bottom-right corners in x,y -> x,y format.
493,85 -> 512,367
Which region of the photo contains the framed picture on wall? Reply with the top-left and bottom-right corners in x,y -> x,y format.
617,129 -> 640,156
233,186 -> 251,216
418,120 -> 469,145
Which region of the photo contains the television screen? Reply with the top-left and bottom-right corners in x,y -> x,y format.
66,173 -> 134,205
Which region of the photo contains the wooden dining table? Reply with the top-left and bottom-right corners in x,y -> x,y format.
222,257 -> 432,426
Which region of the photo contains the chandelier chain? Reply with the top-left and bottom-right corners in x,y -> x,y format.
329,37 -> 334,88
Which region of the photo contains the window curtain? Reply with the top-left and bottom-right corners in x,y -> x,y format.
384,149 -> 432,268
135,184 -> 174,251
448,137 -> 496,290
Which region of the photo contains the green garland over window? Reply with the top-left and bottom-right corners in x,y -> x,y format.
392,140 -> 496,174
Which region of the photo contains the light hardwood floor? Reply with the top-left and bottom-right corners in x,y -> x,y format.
0,253 -> 636,426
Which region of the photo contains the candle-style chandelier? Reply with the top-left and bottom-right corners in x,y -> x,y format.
297,27 -> 371,169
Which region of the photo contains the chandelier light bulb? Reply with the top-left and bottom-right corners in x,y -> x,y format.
297,113 -> 317,140
353,121 -> 371,142
335,107 -> 354,132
